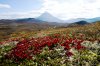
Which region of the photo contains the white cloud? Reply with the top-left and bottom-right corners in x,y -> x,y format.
0,3 -> 11,8
41,0 -> 100,20
1,0 -> 100,20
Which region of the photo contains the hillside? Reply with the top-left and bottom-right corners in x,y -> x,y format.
0,21 -> 100,66
0,20 -> 54,41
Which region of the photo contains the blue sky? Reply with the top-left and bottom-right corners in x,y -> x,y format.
0,0 -> 100,20
0,0 -> 42,12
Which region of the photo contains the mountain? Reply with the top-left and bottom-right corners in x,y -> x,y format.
15,18 -> 45,23
68,20 -> 89,27
64,18 -> 86,23
0,18 -> 45,23
86,17 -> 100,22
75,21 -> 89,25
0,18 -> 55,38
1,12 -> 100,27
36,12 -> 63,22
64,17 -> 100,23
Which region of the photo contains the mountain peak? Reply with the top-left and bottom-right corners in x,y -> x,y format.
42,11 -> 51,15
37,12 -> 63,22
39,12 -> 54,18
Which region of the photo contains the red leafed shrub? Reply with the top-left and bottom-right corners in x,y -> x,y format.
6,36 -> 60,61
66,51 -> 73,57
0,42 -> 2,45
5,34 -> 86,62
61,38 -> 85,51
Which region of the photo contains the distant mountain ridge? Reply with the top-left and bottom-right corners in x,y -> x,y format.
36,12 -> 100,23
15,18 -> 45,23
0,12 -> 100,26
64,17 -> 100,23
75,21 -> 89,25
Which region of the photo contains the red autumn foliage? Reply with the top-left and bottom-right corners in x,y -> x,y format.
66,51 -> 73,57
5,34 -> 86,62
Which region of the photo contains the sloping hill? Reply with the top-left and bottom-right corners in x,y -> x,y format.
67,20 -> 89,27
